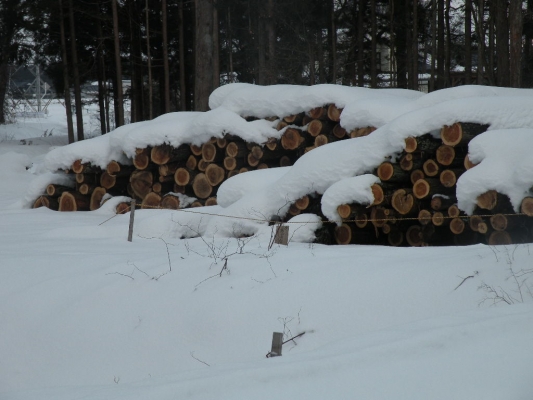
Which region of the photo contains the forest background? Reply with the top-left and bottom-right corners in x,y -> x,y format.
0,0 -> 529,142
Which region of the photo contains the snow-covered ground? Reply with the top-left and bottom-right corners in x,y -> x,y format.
1,95 -> 533,399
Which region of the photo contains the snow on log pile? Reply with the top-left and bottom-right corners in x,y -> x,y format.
29,84 -> 533,247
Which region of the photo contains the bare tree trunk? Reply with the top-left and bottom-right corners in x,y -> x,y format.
265,0 -> 276,84
370,0 -> 377,87
430,0 -> 437,91
194,0 -> 215,111
488,1 -> 496,84
509,0 -> 522,87
145,0 -> 153,119
328,0 -> 337,82
318,27 -> 326,83
444,0 -> 451,87
357,0 -> 365,87
465,0 -> 472,84
59,0 -> 74,142
496,0 -> 510,86
95,3 -> 107,134
411,0 -> 419,90
476,0 -> 485,84
213,4 -> 220,89
309,41 -> 316,85
111,0 -> 124,127
437,0 -> 445,88
179,0 -> 187,110
162,0 -> 171,113
226,8 -> 234,83
68,0 -> 84,140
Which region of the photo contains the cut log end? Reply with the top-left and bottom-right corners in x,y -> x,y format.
192,173 -> 213,199
520,197 -> 533,216
392,189 -> 415,215
335,224 -> 352,245
141,192 -> 161,209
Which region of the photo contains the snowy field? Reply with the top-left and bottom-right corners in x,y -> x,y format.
1,96 -> 533,399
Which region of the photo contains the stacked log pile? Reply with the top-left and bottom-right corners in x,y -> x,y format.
327,122 -> 533,246
33,104 -> 357,214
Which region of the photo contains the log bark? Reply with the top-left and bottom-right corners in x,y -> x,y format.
197,159 -> 210,172
72,160 -> 99,174
130,170 -> 153,199
78,183 -> 97,195
405,134 -> 442,154
377,162 -> 411,183
90,187 -> 107,211
75,173 -> 97,184
283,113 -> 305,125
440,122 -> 489,147
141,192 -> 161,209
332,124 -> 347,139
476,190 -> 512,212
387,228 -> 404,246
350,127 -> 375,138
410,169 -> 425,185
279,155 -> 293,167
413,178 -> 448,199
192,173 -> 213,199
490,214 -> 521,232
406,225 -> 424,246
469,215 -> 485,232
464,154 -> 477,170
59,191 -> 90,212
46,184 -> 72,197
520,197 -> 533,216
151,144 -> 191,165
430,195 -> 456,211
159,163 -> 180,177
487,230 -> 513,245
33,195 -> 59,210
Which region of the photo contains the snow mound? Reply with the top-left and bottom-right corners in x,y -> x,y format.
321,174 -> 380,224
457,128 -> 533,214
217,167 -> 291,208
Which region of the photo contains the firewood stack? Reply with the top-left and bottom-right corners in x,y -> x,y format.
33,104 -> 357,214
326,121 -> 533,247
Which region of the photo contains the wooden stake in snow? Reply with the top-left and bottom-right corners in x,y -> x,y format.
269,332 -> 284,357
128,199 -> 136,242
274,225 -> 289,246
